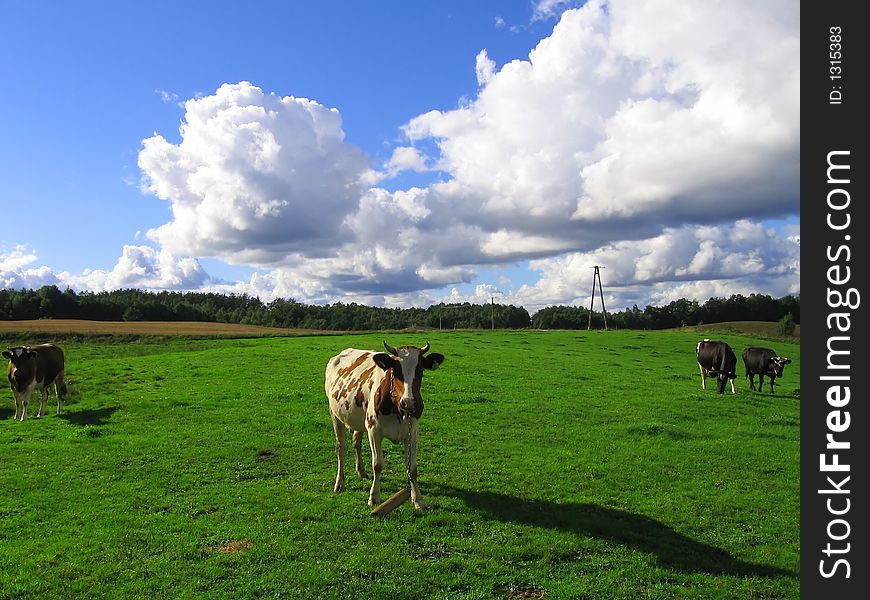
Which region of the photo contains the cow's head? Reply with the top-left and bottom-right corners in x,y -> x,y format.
769,356 -> 792,377
715,371 -> 736,394
3,346 -> 38,367
710,361 -> 737,395
372,341 -> 444,417
3,347 -> 38,384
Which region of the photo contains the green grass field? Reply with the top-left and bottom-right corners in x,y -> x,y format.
0,329 -> 800,599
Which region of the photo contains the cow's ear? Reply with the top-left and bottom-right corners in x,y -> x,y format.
1,350 -> 12,360
783,357 -> 792,364
27,350 -> 38,358
372,353 -> 398,371
422,353 -> 444,370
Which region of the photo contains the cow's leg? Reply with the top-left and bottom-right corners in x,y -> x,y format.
353,430 -> 369,480
38,386 -> 48,417
19,387 -> 33,421
54,372 -> 66,414
729,377 -> 736,394
769,376 -> 776,394
331,414 -> 347,493
367,427 -> 385,506
747,373 -> 756,391
699,365 -> 707,390
758,374 -> 765,394
405,419 -> 427,511
12,389 -> 22,421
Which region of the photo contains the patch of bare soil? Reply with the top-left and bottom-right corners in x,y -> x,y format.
214,539 -> 253,554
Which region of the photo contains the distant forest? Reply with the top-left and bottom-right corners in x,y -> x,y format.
0,285 -> 799,331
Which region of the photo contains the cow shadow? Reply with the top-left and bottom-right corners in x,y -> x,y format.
431,484 -> 795,578
0,406 -> 14,420
59,406 -> 119,427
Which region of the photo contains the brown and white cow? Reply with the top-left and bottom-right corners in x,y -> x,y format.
3,344 -> 68,421
325,341 -> 444,511
696,339 -> 737,395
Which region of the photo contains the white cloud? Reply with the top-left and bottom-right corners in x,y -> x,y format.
531,0 -> 582,22
0,245 -> 208,294
155,88 -> 179,104
0,245 -> 39,272
475,49 -> 496,86
3,2 -> 800,313
0,246 -> 60,290
140,3 -> 799,308
382,146 -> 432,177
407,0 -> 798,247
138,82 -> 371,265
63,246 -> 209,292
514,221 -> 800,312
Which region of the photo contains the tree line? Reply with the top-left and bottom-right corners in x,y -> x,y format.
531,294 -> 800,330
0,286 -> 798,331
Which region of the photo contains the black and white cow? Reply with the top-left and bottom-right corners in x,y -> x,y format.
3,344 -> 68,421
696,339 -> 737,394
325,341 -> 444,511
742,347 -> 792,394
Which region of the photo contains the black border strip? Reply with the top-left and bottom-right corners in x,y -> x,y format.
801,3 -> 868,596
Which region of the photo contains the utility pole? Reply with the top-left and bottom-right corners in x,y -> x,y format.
438,305 -> 462,330
491,296 -> 495,330
587,266 -> 608,330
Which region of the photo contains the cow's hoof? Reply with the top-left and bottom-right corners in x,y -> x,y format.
334,482 -> 345,493
356,470 -> 370,480
368,497 -> 380,507
413,501 -> 428,512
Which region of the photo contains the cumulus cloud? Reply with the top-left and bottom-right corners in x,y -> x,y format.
0,245 -> 40,272
3,2 -> 800,312
406,0 -> 798,256
64,246 -> 210,292
138,82 -> 371,265
0,246 -> 61,290
133,3 -> 797,307
513,221 -> 800,312
475,50 -> 496,86
382,146 -> 432,177
532,0 -> 584,22
0,245 -> 209,294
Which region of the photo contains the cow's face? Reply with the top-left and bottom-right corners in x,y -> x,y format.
716,371 -> 735,394
714,364 -> 737,394
3,347 -> 38,385
769,357 -> 792,377
3,346 -> 37,369
372,341 -> 444,416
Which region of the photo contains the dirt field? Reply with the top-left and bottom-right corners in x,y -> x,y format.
0,319 -> 307,336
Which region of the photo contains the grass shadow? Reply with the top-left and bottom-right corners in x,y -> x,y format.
432,484 -> 795,578
59,406 -> 120,426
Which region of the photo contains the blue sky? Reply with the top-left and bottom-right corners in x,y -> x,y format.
1,1 -> 799,313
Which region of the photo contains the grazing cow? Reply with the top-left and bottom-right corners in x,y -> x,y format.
743,347 -> 792,394
696,339 -> 737,394
325,341 -> 444,511
3,344 -> 68,421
